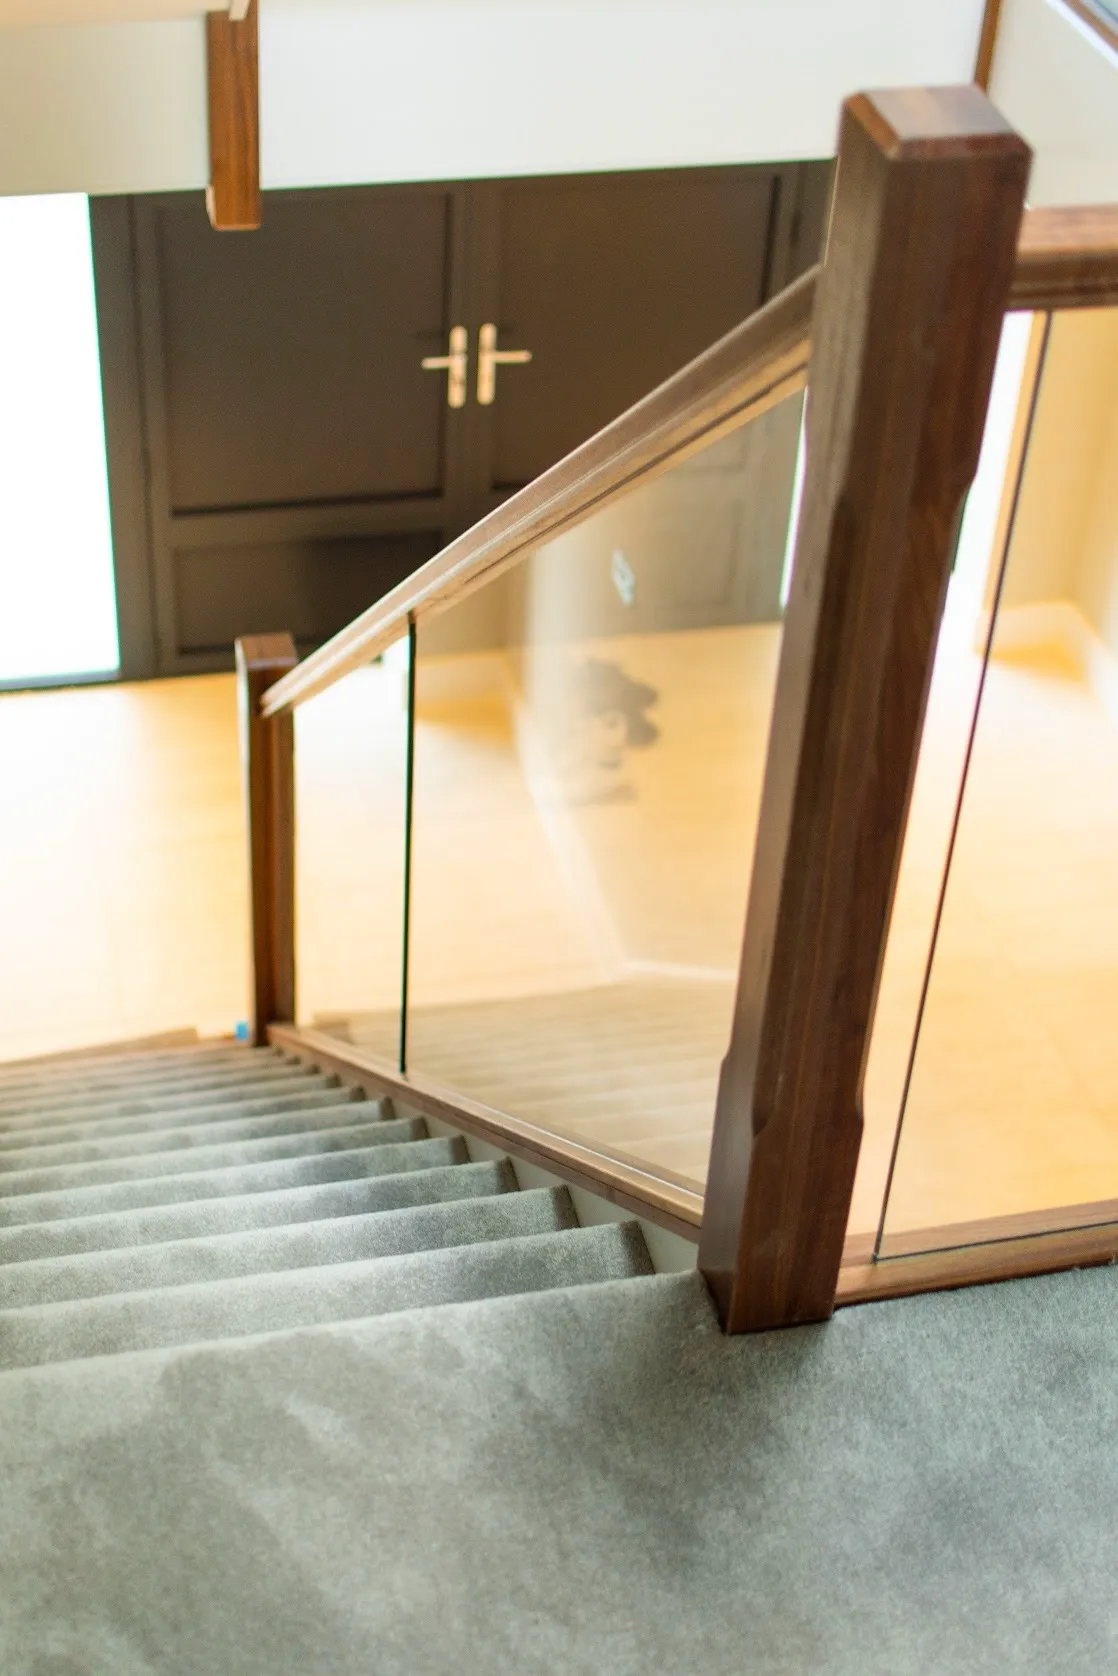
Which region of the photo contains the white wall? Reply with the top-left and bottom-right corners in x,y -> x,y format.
0,20 -> 208,196
990,0 -> 1118,204
0,0 -> 985,199
259,0 -> 984,188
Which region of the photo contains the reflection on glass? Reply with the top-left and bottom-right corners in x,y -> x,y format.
867,306 -> 1118,1249
852,311 -> 1043,1238
294,647 -> 409,1064
394,396 -> 804,1189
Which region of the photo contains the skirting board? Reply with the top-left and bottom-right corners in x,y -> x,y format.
979,598 -> 1118,728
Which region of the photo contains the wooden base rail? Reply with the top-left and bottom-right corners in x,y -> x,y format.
838,1206 -> 1118,1306
268,1024 -> 704,1241
271,1036 -> 1118,1307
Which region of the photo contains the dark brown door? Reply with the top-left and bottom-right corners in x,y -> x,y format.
95,162 -> 830,678
469,167 -> 793,505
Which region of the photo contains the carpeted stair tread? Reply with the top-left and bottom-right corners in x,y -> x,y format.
0,1160 -> 517,1264
0,1044 -> 271,1095
0,1135 -> 465,1225
0,1221 -> 652,1370
0,1186 -> 578,1308
0,1069 -> 349,1132
0,1049 -> 315,1103
0,1097 -> 394,1169
7,1266 -> 1117,1674
0,1064 -> 331,1127
0,1118 -> 426,1201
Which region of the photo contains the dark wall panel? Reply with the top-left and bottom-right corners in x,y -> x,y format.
489,170 -> 778,490
155,190 -> 453,512
174,532 -> 441,655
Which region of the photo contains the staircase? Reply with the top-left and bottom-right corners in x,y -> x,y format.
2,1040 -> 1118,1673
0,1041 -> 653,1374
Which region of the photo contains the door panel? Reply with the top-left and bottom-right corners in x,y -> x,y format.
125,182 -> 466,672
477,167 -> 791,496
154,191 -> 453,512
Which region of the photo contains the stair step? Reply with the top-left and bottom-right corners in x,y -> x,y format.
0,1118 -> 428,1204
0,1044 -> 268,1095
0,1159 -> 516,1263
0,1187 -> 577,1308
0,1070 -> 349,1132
0,1135 -> 464,1226
0,1222 -> 652,1371
0,1052 -> 318,1119
0,1096 -> 390,1167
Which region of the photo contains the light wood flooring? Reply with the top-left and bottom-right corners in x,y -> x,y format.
2,610 -> 1116,1245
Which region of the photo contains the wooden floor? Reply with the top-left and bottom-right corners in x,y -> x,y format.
2,607 -> 1116,1244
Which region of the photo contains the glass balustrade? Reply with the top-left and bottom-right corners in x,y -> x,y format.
855,303 -> 1118,1255
387,392 -> 806,1189
294,646 -> 410,1065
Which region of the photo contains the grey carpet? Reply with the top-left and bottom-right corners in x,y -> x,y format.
0,1221 -> 651,1370
0,1072 -> 354,1133
0,1060 -> 328,1121
0,1098 -> 390,1168
0,1134 -> 467,1224
0,1043 -> 275,1094
2,1264 -> 1118,1673
0,1186 -> 580,1308
0,1159 -> 517,1262
3,1042 -> 1110,1673
0,1117 -> 428,1204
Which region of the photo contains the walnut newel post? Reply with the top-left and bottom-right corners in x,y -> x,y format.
236,634 -> 298,1046
699,88 -> 1031,1332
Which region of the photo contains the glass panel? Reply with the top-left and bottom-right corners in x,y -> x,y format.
395,393 -> 804,1190
852,311 -> 1044,1240
867,305 -> 1118,1251
294,644 -> 410,1064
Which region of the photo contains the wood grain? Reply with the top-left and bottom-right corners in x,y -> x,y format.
974,0 -> 1005,88
206,0 -> 261,232
260,203 -> 1118,721
697,86 -> 1031,1332
269,1023 -> 705,1240
865,1195 -> 1118,1263
236,634 -> 298,1044
1012,205 -> 1118,310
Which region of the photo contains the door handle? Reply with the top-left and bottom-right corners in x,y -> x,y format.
477,323 -> 532,406
421,325 -> 468,409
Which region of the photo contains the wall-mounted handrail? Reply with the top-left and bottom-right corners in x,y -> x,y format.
259,201 -> 1118,722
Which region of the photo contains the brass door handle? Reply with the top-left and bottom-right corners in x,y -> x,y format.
477,322 -> 532,406
421,325 -> 468,409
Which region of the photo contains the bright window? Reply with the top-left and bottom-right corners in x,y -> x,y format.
0,194 -> 119,683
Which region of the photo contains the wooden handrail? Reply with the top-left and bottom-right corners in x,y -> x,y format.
1013,204 -> 1118,308
259,270 -> 815,716
259,201 -> 1117,721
